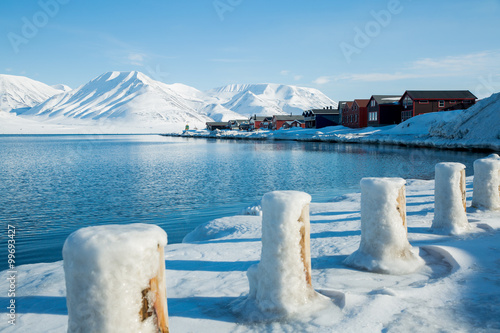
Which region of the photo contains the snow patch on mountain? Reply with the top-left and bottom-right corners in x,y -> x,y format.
0,74 -> 61,112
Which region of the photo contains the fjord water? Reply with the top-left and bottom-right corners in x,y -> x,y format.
0,135 -> 486,269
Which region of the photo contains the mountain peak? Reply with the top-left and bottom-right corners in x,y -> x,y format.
0,74 -> 61,112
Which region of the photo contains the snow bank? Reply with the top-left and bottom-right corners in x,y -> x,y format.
429,92 -> 500,144
238,191 -> 334,320
472,156 -> 500,210
431,163 -> 470,235
345,178 -> 424,274
63,224 -> 168,333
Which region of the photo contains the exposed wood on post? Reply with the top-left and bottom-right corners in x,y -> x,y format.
140,245 -> 169,332
298,204 -> 312,286
396,185 -> 407,231
460,169 -> 467,212
344,177 -> 424,275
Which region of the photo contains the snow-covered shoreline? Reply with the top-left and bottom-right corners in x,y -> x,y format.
2,174 -> 500,332
166,92 -> 500,152
164,125 -> 499,152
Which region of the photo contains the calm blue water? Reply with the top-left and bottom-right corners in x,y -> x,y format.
0,135 -> 487,269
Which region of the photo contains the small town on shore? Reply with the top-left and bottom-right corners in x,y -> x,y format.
204,89 -> 477,132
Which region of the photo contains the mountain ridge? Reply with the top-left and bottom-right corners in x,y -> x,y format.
1,71 -> 337,132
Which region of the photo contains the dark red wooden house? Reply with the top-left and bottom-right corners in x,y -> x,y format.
400,90 -> 477,122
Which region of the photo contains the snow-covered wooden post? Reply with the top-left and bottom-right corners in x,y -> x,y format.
472,156 -> 500,210
63,224 -> 169,333
247,191 -> 317,314
345,178 -> 424,275
431,162 -> 470,235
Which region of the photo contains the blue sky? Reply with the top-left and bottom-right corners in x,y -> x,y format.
1,0 -> 499,100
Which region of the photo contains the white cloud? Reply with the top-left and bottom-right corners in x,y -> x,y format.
335,50 -> 500,83
209,58 -> 253,63
313,76 -> 332,85
5,68 -> 12,72
410,51 -> 500,72
280,70 -> 290,76
336,72 -> 429,82
128,53 -> 146,66
294,75 -> 303,81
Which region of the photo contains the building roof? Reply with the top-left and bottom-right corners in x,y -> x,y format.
284,119 -> 304,125
252,116 -> 271,121
354,99 -> 370,108
309,108 -> 339,115
228,119 -> 249,123
273,115 -> 305,121
371,95 -> 402,105
404,90 -> 477,100
206,122 -> 227,126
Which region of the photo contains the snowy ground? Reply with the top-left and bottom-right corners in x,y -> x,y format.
1,176 -> 500,332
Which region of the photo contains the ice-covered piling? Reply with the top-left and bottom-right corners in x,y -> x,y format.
431,162 -> 470,235
472,156 -> 500,210
247,191 -> 318,315
63,224 -> 169,333
345,177 -> 424,275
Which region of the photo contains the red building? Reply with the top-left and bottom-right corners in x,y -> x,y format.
249,115 -> 272,130
400,90 -> 477,122
282,119 -> 305,129
272,115 -> 305,130
343,99 -> 369,128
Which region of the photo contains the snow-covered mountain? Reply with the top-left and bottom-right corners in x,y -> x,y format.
206,83 -> 337,118
0,74 -> 62,112
20,71 -> 212,126
3,71 -> 337,133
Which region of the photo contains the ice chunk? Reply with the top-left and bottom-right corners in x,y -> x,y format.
345,178 -> 424,275
431,162 -> 470,235
63,224 -> 168,333
472,156 -> 500,210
